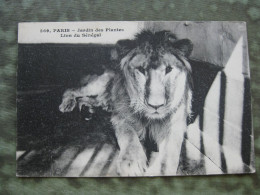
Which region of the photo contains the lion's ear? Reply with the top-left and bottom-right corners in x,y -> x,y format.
111,39 -> 136,61
173,39 -> 193,57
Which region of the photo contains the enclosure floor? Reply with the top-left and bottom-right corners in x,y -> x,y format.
17,135 -> 224,177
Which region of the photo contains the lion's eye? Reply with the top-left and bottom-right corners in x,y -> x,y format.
166,66 -> 173,74
137,67 -> 146,75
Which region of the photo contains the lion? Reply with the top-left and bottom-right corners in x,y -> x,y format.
59,30 -> 193,176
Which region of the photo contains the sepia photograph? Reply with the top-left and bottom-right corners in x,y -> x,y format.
17,21 -> 255,177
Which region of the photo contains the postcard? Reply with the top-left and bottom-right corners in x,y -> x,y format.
17,21 -> 255,177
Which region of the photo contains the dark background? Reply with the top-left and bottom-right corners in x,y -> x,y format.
1,0 -> 260,194
16,44 -> 117,176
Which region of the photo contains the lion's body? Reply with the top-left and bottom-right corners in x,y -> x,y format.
59,30 -> 193,176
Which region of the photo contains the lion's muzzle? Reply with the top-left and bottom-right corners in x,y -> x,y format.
145,69 -> 166,110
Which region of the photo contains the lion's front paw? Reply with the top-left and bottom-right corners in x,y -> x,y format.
59,97 -> 77,113
117,145 -> 147,176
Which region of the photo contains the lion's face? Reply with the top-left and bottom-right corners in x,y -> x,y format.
113,31 -> 193,120
121,49 -> 191,119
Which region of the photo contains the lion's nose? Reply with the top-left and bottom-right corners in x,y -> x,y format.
147,102 -> 164,110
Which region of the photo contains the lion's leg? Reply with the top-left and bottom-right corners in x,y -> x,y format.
59,70 -> 114,113
146,130 -> 184,176
161,127 -> 184,175
146,106 -> 186,176
111,115 -> 147,176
